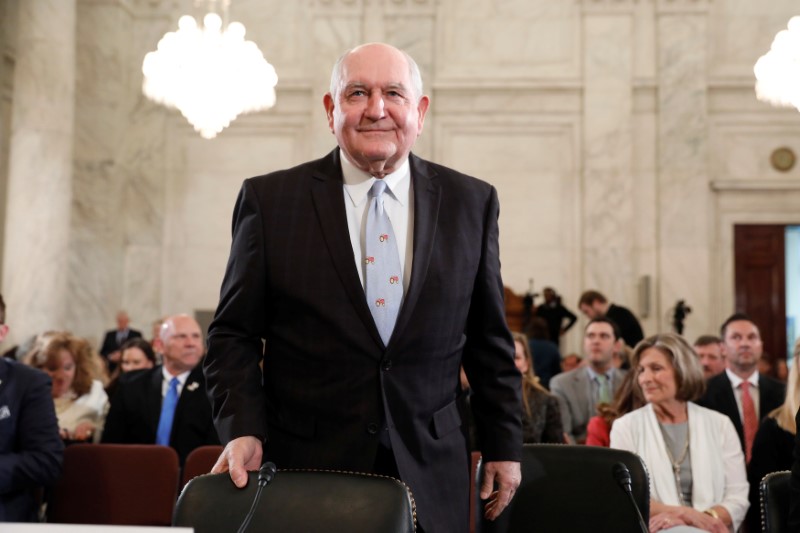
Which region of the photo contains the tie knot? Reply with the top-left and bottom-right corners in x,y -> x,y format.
169,377 -> 179,389
370,179 -> 388,199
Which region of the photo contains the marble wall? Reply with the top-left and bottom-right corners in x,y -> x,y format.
1,0 -> 800,356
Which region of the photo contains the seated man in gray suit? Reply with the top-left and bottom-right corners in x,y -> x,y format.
550,317 -> 627,443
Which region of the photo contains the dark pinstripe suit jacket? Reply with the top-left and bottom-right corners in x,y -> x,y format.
205,148 -> 522,532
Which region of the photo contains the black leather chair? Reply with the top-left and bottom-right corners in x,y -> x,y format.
475,444 -> 650,533
761,470 -> 791,533
173,469 -> 416,533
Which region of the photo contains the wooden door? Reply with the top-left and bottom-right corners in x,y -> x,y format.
733,224 -> 786,361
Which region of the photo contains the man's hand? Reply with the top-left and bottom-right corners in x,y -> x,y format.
480,460 -> 521,521
211,436 -> 263,488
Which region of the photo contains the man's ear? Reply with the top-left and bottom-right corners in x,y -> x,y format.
323,93 -> 336,133
0,325 -> 8,343
152,337 -> 164,354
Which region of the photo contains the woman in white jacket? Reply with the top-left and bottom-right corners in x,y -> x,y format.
610,333 -> 748,533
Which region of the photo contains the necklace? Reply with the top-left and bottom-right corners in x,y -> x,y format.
659,422 -> 690,506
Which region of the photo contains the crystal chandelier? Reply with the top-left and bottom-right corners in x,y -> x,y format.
142,1 -> 278,139
754,16 -> 800,111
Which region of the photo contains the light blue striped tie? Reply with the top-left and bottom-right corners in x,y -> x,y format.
156,377 -> 179,446
365,180 -> 403,344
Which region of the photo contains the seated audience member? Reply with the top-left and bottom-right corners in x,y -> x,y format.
578,289 -> 644,348
748,340 -> 800,530
692,335 -> 725,380
585,370 -> 644,447
611,333 -> 748,532
99,311 -> 143,374
102,314 -> 219,464
512,332 -> 564,443
105,338 -> 157,398
0,295 -> 64,522
24,332 -> 109,443
550,318 -> 627,444
524,317 -> 561,389
561,353 -> 582,373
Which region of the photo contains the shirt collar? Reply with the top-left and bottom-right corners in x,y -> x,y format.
162,366 -> 191,386
340,151 -> 411,208
725,368 -> 759,388
586,366 -> 612,381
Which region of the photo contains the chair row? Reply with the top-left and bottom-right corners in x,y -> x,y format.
45,443 -> 793,532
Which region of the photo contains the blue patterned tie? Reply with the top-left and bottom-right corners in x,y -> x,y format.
156,377 -> 179,446
365,180 -> 403,344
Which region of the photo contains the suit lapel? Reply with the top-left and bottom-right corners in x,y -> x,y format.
389,154 -> 440,346
148,368 -> 164,437
719,376 -> 744,442
310,149 -> 383,347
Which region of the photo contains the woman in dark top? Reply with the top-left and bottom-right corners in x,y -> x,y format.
749,339 -> 799,530
512,332 -> 564,443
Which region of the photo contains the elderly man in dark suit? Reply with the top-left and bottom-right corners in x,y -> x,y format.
103,314 -> 218,464
99,311 -> 143,373
205,43 -> 522,532
0,294 -> 64,522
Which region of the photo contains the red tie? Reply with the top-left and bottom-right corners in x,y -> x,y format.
741,382 -> 757,463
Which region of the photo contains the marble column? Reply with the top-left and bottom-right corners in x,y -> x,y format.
581,1 -> 637,307
656,0 -> 711,339
2,0 -> 76,344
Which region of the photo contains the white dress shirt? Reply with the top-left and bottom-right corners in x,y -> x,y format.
161,367 -> 191,398
340,152 -> 414,293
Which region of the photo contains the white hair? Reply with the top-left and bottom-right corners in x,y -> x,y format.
328,44 -> 424,102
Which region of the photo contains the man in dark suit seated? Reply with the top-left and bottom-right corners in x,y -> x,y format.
0,293 -> 64,522
698,312 -> 785,532
204,42 -> 523,532
99,311 -> 143,374
102,314 -> 219,464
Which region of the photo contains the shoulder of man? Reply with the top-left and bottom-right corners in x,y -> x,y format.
550,367 -> 584,389
117,366 -> 159,388
1,357 -> 50,388
410,153 -> 491,191
246,150 -> 338,189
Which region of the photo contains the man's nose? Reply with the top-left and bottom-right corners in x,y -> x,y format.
365,93 -> 385,118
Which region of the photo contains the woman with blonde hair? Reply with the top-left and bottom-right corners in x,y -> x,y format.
512,332 -> 564,443
610,333 -> 748,532
24,332 -> 109,443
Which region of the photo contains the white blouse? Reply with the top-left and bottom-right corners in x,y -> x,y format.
610,402 -> 749,531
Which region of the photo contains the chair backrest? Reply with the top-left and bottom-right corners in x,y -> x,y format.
475,444 -> 650,533
761,470 -> 791,533
181,444 -> 224,489
173,469 -> 416,533
48,443 -> 180,525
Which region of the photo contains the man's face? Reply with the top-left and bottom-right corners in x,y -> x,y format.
694,342 -> 725,379
116,312 -> 129,330
162,316 -> 204,375
722,320 -> 762,374
323,44 -> 429,177
579,302 -> 603,319
583,322 -> 618,368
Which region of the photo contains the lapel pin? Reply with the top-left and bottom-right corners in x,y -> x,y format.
186,382 -> 199,392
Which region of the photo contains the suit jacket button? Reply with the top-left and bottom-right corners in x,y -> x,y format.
381,359 -> 392,371
367,422 -> 379,434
